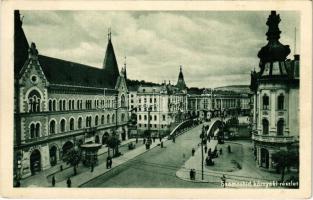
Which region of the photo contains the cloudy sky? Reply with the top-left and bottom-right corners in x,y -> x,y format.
21,10 -> 300,88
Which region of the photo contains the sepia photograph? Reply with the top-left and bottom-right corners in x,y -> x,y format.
0,0 -> 312,199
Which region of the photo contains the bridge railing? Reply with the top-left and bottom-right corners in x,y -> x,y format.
168,119 -> 199,139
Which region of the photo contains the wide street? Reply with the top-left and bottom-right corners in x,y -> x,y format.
82,124 -> 219,188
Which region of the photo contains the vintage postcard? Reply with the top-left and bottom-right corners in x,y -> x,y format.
0,0 -> 312,199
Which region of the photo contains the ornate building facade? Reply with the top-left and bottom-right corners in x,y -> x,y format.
136,67 -> 188,136
251,11 -> 299,170
187,88 -> 251,121
14,11 -> 129,178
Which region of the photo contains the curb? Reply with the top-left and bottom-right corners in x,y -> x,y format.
78,139 -> 168,187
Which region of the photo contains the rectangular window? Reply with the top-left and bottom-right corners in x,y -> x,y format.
162,115 -> 166,121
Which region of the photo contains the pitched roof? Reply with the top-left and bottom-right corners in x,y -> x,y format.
39,55 -> 116,89
103,38 -> 120,85
14,10 -> 29,76
176,66 -> 187,90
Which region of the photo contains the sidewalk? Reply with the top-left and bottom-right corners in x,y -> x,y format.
175,140 -> 294,188
22,138 -> 142,187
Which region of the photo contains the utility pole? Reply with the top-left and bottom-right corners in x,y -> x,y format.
201,126 -> 204,180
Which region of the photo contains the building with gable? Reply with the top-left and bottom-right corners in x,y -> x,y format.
14,11 -> 129,178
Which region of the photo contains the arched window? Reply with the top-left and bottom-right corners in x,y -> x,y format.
121,113 -> 125,122
121,94 -> 126,107
107,114 -> 110,124
86,116 -> 91,127
28,90 -> 41,112
70,118 -> 74,131
78,117 -> 82,129
95,116 -> 98,126
262,119 -> 269,135
59,100 -> 62,111
49,100 -> 52,111
62,100 -> 66,111
30,123 -> 35,138
262,95 -> 269,110
112,114 -> 115,123
277,119 -> 284,136
53,100 -> 56,111
101,115 -> 105,124
35,123 -> 40,137
60,119 -> 66,132
68,100 -> 71,110
278,94 -> 284,110
77,100 -> 80,110
49,120 -> 56,134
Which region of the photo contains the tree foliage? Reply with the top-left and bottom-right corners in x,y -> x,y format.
271,149 -> 299,182
65,148 -> 81,175
106,133 -> 121,157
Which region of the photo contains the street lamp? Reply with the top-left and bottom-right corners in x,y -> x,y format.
200,125 -> 205,180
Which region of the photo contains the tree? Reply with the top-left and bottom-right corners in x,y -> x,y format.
65,147 -> 81,176
106,132 -> 121,157
271,150 -> 299,182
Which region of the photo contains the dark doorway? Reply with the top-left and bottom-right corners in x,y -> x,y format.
30,149 -> 41,175
95,135 -> 100,143
261,148 -> 269,168
49,146 -> 57,166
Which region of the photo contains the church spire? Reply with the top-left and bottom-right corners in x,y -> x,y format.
103,28 -> 120,87
176,65 -> 187,90
123,56 -> 127,80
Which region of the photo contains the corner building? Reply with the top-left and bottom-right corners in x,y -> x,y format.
14,11 -> 129,178
251,11 -> 299,170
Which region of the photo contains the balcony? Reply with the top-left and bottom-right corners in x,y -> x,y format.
252,133 -> 295,143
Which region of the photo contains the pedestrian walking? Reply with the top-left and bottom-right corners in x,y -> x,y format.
91,163 -> 94,172
143,138 -> 146,144
219,148 -> 223,155
159,135 -> 162,142
228,145 -> 231,153
52,175 -> 56,187
172,137 -> 175,143
221,175 -> 226,188
161,141 -> 164,148
106,156 -> 111,169
189,169 -> 193,180
66,177 -> 71,188
192,169 -> 196,180
153,137 -> 156,143
109,157 -> 112,168
135,137 -> 138,144
192,148 -> 195,156
204,146 -> 208,153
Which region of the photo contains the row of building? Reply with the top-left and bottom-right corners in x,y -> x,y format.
14,10 -> 251,178
14,10 -> 296,179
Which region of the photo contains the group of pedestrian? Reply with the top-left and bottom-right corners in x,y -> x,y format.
189,169 -> 196,180
106,155 -> 112,169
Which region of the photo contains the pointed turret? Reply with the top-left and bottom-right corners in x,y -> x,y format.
103,29 -> 120,87
14,10 -> 29,76
176,65 -> 187,90
123,56 -> 127,79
